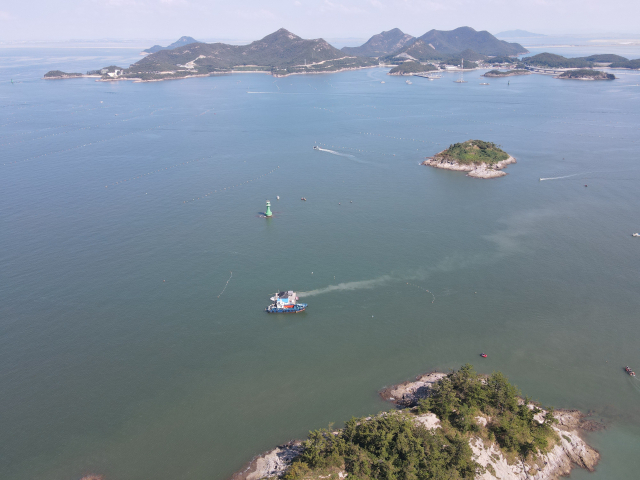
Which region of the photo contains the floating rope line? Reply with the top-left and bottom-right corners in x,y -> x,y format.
217,271 -> 233,298
183,166 -> 280,204
406,282 -> 435,304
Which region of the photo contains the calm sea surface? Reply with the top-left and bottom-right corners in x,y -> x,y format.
1,46 -> 640,480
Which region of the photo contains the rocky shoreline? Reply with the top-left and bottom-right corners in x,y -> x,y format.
230,370 -> 602,480
422,155 -> 516,178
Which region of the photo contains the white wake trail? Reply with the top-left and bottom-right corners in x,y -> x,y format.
315,147 -> 355,159
298,275 -> 393,298
539,172 -> 592,181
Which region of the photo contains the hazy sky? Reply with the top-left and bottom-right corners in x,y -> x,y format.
1,0 -> 639,42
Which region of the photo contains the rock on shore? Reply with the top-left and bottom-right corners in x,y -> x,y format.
230,441 -> 303,480
422,155 -> 516,178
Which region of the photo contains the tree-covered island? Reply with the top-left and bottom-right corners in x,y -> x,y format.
233,365 -> 600,480
388,62 -> 438,75
422,140 -> 516,178
483,69 -> 531,77
556,69 -> 615,80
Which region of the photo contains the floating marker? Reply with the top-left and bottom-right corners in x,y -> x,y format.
265,200 -> 272,217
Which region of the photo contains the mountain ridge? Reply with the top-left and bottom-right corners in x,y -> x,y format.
341,28 -> 415,57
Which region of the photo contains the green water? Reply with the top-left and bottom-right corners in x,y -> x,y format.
1,49 -> 640,479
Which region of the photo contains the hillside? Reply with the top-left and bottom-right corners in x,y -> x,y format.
609,58 -> 640,69
388,62 -> 437,75
142,36 -> 200,54
524,52 -> 628,69
341,28 -> 415,57
416,26 -> 527,56
387,39 -> 442,62
434,140 -> 509,164
96,29 -> 377,80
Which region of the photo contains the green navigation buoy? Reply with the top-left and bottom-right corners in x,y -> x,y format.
265,200 -> 272,217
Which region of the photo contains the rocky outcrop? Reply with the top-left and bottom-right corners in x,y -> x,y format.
230,372 -> 601,480
230,441 -> 303,480
422,155 -> 516,178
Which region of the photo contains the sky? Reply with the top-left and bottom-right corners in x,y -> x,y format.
1,0 -> 639,43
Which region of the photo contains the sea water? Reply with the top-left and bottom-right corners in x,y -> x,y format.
1,47 -> 640,480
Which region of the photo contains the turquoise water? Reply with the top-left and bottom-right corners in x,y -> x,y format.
1,48 -> 640,480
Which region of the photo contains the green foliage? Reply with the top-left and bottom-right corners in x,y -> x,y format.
523,53 -> 592,68
286,365 -> 558,479
609,58 -> 640,69
44,70 -> 82,78
434,140 -> 509,165
483,70 -> 530,77
287,413 -> 480,480
423,365 -> 558,461
557,69 -> 615,80
581,54 -> 628,63
487,56 -> 517,64
389,62 -> 437,74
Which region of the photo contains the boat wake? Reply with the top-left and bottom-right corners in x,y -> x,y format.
539,172 -> 592,181
298,275 -> 393,298
315,147 -> 355,159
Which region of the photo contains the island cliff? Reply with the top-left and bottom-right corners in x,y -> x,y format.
232,365 -> 600,480
422,140 -> 516,178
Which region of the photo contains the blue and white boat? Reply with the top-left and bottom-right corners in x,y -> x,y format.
266,291 -> 307,313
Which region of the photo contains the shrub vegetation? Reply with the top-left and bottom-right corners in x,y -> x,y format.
434,140 -> 510,165
285,365 -> 558,480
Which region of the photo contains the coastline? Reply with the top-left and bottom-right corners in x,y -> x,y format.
230,370 -> 601,480
422,155 -> 517,178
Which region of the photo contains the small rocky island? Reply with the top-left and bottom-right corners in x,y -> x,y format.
233,365 -> 601,480
556,69 -> 615,80
483,69 -> 531,77
43,70 -> 84,79
422,140 -> 516,178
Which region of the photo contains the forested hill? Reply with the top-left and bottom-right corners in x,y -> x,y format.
383,26 -> 527,62
416,26 -> 527,56
341,28 -> 415,57
523,52 -> 632,68
132,28 -> 345,72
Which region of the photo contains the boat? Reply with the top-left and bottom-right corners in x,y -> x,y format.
381,81 -> 385,84
480,82 -> 490,85
625,366 -> 636,376
266,291 -> 307,313
313,146 -> 319,150
481,353 -> 488,358
632,233 -> 640,237
405,80 -> 412,85
301,197 -> 307,201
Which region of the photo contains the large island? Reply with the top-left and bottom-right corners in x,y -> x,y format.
233,365 -> 600,480
422,140 -> 516,178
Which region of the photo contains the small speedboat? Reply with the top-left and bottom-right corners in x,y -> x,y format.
313,146 -> 319,150
301,197 -> 306,201
625,366 -> 636,376
481,353 -> 488,358
632,233 -> 640,237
